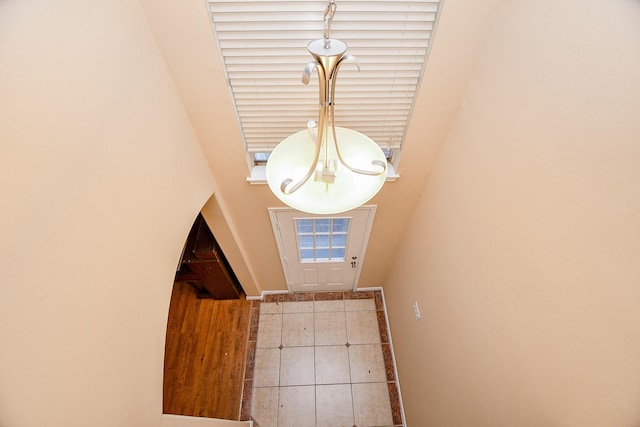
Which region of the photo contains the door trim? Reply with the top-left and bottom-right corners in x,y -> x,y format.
268,206 -> 377,292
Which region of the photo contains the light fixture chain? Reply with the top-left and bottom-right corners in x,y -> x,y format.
323,0 -> 337,49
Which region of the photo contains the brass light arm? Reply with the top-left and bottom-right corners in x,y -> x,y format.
280,118 -> 326,194
279,61 -> 327,194
330,55 -> 386,176
303,60 -> 328,108
330,105 -> 387,176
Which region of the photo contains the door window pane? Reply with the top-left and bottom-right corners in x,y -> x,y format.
315,234 -> 330,247
330,248 -> 345,259
295,218 -> 350,262
316,248 -> 330,260
297,219 -> 314,233
315,219 -> 331,233
331,234 -> 347,247
297,234 -> 314,248
300,249 -> 315,260
332,218 -> 349,232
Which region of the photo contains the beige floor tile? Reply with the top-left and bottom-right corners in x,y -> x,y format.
253,347 -> 281,387
281,312 -> 314,347
344,298 -> 376,311
314,310 -> 347,345
280,346 -> 315,386
313,300 -> 345,312
346,310 -> 381,344
348,344 -> 387,383
352,382 -> 393,427
316,384 -> 354,427
278,385 -> 315,427
260,302 -> 283,314
257,313 -> 282,348
252,386 -> 279,427
282,301 -> 313,313
315,345 -> 350,384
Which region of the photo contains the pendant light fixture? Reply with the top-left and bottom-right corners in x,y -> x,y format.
266,0 -> 387,215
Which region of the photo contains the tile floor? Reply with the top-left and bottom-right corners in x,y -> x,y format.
240,291 -> 403,427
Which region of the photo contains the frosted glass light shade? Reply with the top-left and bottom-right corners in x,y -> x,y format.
266,126 -> 387,214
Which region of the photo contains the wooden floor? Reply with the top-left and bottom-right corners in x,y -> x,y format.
163,281 -> 253,420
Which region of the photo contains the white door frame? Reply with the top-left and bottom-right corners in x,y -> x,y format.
268,205 -> 377,292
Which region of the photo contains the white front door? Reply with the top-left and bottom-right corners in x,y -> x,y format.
269,206 -> 376,292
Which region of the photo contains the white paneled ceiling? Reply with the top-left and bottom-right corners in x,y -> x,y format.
208,0 -> 441,161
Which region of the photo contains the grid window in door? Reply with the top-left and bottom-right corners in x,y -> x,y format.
296,218 -> 350,262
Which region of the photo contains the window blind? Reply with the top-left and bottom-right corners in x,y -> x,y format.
208,0 -> 441,154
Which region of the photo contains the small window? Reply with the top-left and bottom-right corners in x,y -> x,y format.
295,218 -> 350,262
253,152 -> 271,164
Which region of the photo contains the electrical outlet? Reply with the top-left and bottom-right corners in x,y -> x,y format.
413,301 -> 421,320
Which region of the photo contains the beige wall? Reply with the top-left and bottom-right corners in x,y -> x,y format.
3,0 -> 638,425
200,194 -> 259,296
384,0 -> 640,425
0,0 -> 246,425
